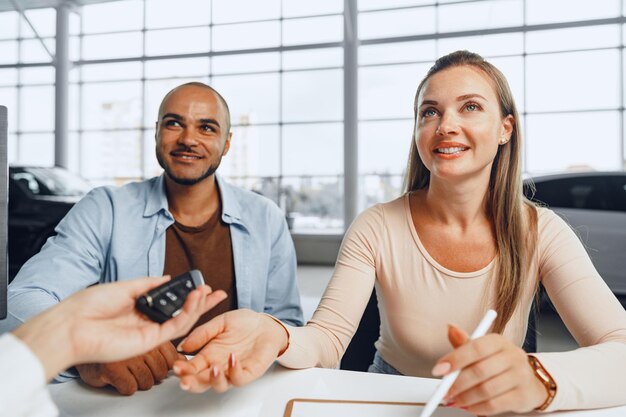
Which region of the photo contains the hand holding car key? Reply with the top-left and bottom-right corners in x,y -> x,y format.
136,270 -> 206,323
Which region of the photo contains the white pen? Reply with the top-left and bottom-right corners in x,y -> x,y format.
420,309 -> 498,417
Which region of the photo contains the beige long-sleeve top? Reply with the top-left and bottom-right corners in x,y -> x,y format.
279,195 -> 626,412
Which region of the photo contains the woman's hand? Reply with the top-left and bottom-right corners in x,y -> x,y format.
431,324 -> 548,415
173,309 -> 289,393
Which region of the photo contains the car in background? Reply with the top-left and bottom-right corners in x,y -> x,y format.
8,166 -> 91,282
524,171 -> 626,297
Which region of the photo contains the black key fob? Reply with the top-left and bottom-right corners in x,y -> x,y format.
135,270 -> 205,323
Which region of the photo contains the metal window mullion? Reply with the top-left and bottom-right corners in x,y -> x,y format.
344,0 -> 358,230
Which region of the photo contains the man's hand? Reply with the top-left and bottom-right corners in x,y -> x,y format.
76,342 -> 182,395
174,309 -> 288,393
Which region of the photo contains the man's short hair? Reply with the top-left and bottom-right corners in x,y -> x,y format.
158,82 -> 232,133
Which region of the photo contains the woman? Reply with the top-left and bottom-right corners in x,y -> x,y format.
173,51 -> 626,415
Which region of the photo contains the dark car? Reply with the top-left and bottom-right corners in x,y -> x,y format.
8,166 -> 91,281
524,171 -> 626,296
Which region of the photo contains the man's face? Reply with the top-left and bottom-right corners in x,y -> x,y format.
155,86 -> 231,186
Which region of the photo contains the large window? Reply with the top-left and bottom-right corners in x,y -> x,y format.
1,0 -> 626,234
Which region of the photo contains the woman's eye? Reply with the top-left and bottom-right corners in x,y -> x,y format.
422,108 -> 437,117
465,103 -> 479,111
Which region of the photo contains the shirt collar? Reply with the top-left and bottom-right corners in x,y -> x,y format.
143,173 -> 245,228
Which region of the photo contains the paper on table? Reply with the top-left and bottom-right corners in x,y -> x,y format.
284,399 -> 474,417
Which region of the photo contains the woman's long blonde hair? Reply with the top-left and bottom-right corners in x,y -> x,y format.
404,50 -> 538,333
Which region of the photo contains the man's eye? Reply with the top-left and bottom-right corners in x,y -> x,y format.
201,125 -> 215,132
165,120 -> 181,127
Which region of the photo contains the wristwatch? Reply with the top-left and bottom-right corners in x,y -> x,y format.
527,355 -> 557,411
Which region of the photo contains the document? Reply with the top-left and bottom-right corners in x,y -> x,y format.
284,399 -> 474,417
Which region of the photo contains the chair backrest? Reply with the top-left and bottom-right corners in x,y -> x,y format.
340,289 -> 537,372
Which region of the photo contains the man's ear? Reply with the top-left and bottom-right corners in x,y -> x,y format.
222,132 -> 233,156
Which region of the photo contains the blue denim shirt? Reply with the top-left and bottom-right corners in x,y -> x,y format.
1,174 -> 303,366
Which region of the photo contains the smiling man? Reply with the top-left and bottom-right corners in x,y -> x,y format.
0,82 -> 303,395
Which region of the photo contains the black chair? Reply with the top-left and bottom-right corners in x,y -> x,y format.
340,289 -> 537,372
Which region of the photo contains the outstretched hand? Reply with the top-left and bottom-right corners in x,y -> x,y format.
431,324 -> 548,415
173,309 -> 289,393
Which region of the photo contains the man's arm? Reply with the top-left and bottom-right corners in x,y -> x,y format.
263,207 -> 304,327
1,188 -> 112,333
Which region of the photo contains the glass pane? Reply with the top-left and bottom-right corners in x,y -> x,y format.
526,111 -> 621,173
20,67 -> 54,84
283,0 -> 343,17
212,52 -> 279,75
82,0 -> 143,34
146,0 -> 211,29
20,38 -> 54,63
361,174 -> 404,208
81,81 -> 142,130
213,0 -> 280,23
18,133 -> 55,167
80,130 -> 143,180
489,55 -> 525,112
82,32 -> 143,60
359,7 -> 436,39
226,176 -> 281,204
69,11 -> 80,36
282,123 -> 343,176
283,69 -> 342,122
20,86 -> 54,132
359,63 -> 431,120
438,33 -> 524,58
283,15 -> 343,46
0,11 -> 18,40
360,40 -> 436,66
527,25 -> 620,54
0,87 -> 17,132
143,130 -> 163,179
20,8 -> 55,38
0,40 -> 17,65
8,133 -> 17,163
82,62 -> 143,82
358,0 -> 433,11
145,57 -> 209,79
212,73 -> 280,124
69,84 -> 79,131
527,0 -> 620,24
439,0 -> 522,32
145,27 -> 210,56
526,50 -> 620,112
218,125 -> 280,177
144,77 -> 208,127
283,48 -> 342,70
70,36 -> 80,62
213,21 -> 281,51
0,68 -> 17,86
359,120 -> 413,176
282,176 -> 343,233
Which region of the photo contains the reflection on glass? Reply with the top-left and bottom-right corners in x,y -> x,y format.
361,174 -> 403,209
282,176 -> 344,233
213,21 -> 280,51
282,123 -> 343,176
20,86 -> 54,132
526,50 -> 619,112
219,125 -> 280,178
283,16 -> 343,45
213,0 -> 280,23
145,0 -> 210,29
145,27 -> 210,56
82,0 -> 143,34
526,111 -> 621,173
227,177 -> 280,204
282,69 -> 343,122
359,63 -> 431,120
82,81 -> 142,130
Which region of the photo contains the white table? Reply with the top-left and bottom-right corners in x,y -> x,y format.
49,366 -> 626,417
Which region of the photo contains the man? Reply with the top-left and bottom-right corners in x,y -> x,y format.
1,276 -> 225,417
1,82 -> 303,394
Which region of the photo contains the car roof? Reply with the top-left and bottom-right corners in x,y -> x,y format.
526,171 -> 626,183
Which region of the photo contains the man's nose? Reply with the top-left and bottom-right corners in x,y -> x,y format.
177,128 -> 199,146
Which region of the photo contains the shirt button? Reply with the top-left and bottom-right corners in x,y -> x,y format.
157,225 -> 163,230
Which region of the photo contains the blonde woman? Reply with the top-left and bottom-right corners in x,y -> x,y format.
173,51 -> 626,415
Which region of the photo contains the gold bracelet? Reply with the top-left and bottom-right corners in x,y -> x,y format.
527,355 -> 557,411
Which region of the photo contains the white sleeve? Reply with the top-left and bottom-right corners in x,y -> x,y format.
0,333 -> 58,417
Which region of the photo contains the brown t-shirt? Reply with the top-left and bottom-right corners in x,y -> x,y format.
163,204 -> 237,329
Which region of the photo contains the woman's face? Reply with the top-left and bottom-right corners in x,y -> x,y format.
415,65 -> 513,184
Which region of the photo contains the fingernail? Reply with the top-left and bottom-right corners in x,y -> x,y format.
176,339 -> 187,352
213,366 -> 220,378
173,365 -> 181,374
431,362 -> 451,376
230,353 -> 236,368
444,401 -> 455,407
180,382 -> 190,391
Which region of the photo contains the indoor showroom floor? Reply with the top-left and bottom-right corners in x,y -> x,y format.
296,265 -> 579,354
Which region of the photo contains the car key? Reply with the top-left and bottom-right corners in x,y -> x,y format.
135,270 -> 205,323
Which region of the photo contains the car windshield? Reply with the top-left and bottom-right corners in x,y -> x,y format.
11,167 -> 91,197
